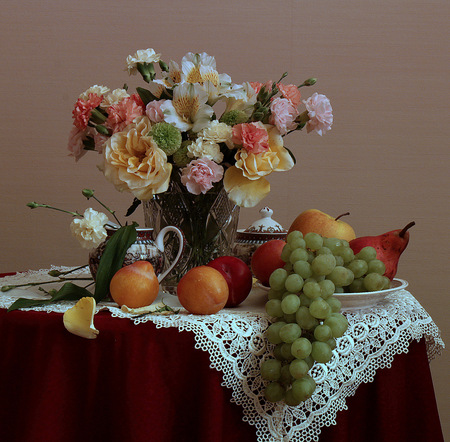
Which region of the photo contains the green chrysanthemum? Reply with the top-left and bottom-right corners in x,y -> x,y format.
150,122 -> 182,155
219,110 -> 249,126
172,141 -> 191,167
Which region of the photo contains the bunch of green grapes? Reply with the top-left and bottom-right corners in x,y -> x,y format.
261,231 -> 388,405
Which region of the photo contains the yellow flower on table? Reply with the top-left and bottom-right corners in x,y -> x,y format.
101,116 -> 172,201
224,125 -> 294,207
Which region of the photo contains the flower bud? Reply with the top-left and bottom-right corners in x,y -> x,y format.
26,202 -> 39,209
303,78 -> 317,87
82,189 -> 95,199
150,122 -> 182,155
95,124 -> 110,135
219,110 -> 248,126
159,60 -> 169,72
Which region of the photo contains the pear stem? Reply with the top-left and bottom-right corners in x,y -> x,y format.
399,221 -> 415,238
334,212 -> 350,222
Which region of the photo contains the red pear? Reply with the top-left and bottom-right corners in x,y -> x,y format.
349,222 -> 415,280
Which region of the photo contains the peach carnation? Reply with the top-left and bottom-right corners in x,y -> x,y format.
181,158 -> 224,195
231,122 -> 269,154
72,93 -> 103,131
277,83 -> 301,107
269,97 -> 299,135
106,96 -> 145,134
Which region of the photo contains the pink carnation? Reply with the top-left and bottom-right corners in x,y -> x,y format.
181,158 -> 224,195
72,93 -> 103,131
130,93 -> 145,110
106,96 -> 145,133
304,93 -> 333,136
67,127 -> 89,161
146,100 -> 167,123
93,132 -> 109,154
231,122 -> 270,154
277,83 -> 301,107
269,97 -> 299,135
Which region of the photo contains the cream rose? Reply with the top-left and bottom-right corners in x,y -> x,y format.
101,116 -> 172,201
187,137 -> 224,163
199,120 -> 233,144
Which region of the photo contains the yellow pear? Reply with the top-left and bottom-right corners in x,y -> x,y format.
63,296 -> 99,339
288,209 -> 356,242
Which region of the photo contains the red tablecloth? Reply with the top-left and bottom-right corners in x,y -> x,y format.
0,308 -> 444,442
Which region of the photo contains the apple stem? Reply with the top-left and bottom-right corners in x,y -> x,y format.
334,212 -> 350,222
399,221 -> 415,238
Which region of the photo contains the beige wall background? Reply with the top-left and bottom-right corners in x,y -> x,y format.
0,0 -> 448,436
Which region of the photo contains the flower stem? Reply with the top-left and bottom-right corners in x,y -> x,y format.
26,202 -> 82,217
1,276 -> 93,292
92,195 -> 123,226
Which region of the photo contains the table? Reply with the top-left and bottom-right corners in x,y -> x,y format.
0,269 -> 445,442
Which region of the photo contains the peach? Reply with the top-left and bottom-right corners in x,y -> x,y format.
177,266 -> 229,315
109,261 -> 159,308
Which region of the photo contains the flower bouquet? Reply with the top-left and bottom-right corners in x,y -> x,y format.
68,48 -> 333,288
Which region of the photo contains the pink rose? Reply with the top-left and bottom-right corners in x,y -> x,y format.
106,96 -> 145,133
72,93 -> 103,131
181,158 -> 224,195
304,93 -> 333,136
231,122 -> 270,154
277,83 -> 301,107
146,100 -> 167,123
269,97 -> 299,135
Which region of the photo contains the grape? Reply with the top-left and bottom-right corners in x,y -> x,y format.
348,278 -> 365,293
346,259 -> 369,279
296,306 -> 319,330
304,355 -> 315,369
363,272 -> 385,291
287,234 -> 306,250
267,288 -> 283,300
289,247 -> 309,264
293,260 -> 312,279
323,237 -> 342,253
291,337 -> 312,359
280,343 -> 295,361
356,246 -> 377,262
273,344 -> 284,360
309,298 -> 332,319
327,266 -> 354,287
317,246 -> 332,255
326,296 -> 342,313
280,244 -> 292,262
265,299 -> 283,318
291,376 -> 316,402
324,313 -> 348,338
264,382 -> 285,402
265,321 -> 286,344
307,250 -> 315,263
334,286 -> 345,293
334,255 -> 344,266
311,254 -> 336,276
283,312 -> 297,323
336,246 -> 354,264
281,294 -> 301,314
326,337 -> 337,350
319,279 -> 335,299
314,324 -> 333,342
382,276 -> 391,289
311,341 -> 333,363
299,293 -> 312,308
283,262 -> 293,273
284,274 -> 304,293
289,358 -> 310,379
261,358 -> 282,381
303,281 -> 322,299
367,259 -> 386,275
304,232 -> 324,250
284,389 -> 301,406
279,323 -> 302,343
269,268 -> 288,291
280,364 -> 294,386
287,230 -> 303,243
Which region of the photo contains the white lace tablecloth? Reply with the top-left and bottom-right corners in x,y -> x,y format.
0,267 -> 445,442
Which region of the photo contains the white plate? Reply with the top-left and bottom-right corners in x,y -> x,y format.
334,278 -> 408,310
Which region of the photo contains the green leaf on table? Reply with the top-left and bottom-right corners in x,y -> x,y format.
7,282 -> 92,312
93,223 -> 138,302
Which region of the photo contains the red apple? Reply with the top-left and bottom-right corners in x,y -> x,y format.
207,256 -> 253,307
251,239 -> 286,287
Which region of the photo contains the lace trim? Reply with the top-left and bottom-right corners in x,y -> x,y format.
0,267 -> 445,442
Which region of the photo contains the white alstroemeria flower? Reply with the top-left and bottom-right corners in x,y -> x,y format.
148,80 -> 167,99
160,82 -> 214,133
224,82 -> 258,117
159,60 -> 182,88
79,85 -> 110,101
126,48 -> 161,75
70,208 -> 109,250
187,137 -> 224,163
181,52 -> 219,86
100,88 -> 130,109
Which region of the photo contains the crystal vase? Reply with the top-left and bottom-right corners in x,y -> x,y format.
143,180 -> 240,293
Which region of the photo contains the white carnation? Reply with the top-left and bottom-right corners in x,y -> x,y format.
187,137 -> 224,163
100,88 -> 130,109
126,48 -> 161,75
70,208 -> 109,250
199,120 -> 233,144
79,85 -> 110,101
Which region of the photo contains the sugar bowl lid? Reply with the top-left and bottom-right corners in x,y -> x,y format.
236,207 -> 287,243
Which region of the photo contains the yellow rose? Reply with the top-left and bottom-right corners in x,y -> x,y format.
101,116 -> 172,201
224,125 -> 294,207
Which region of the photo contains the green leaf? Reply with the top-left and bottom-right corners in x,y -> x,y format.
7,282 -> 92,312
93,224 -> 138,302
136,87 -> 157,106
